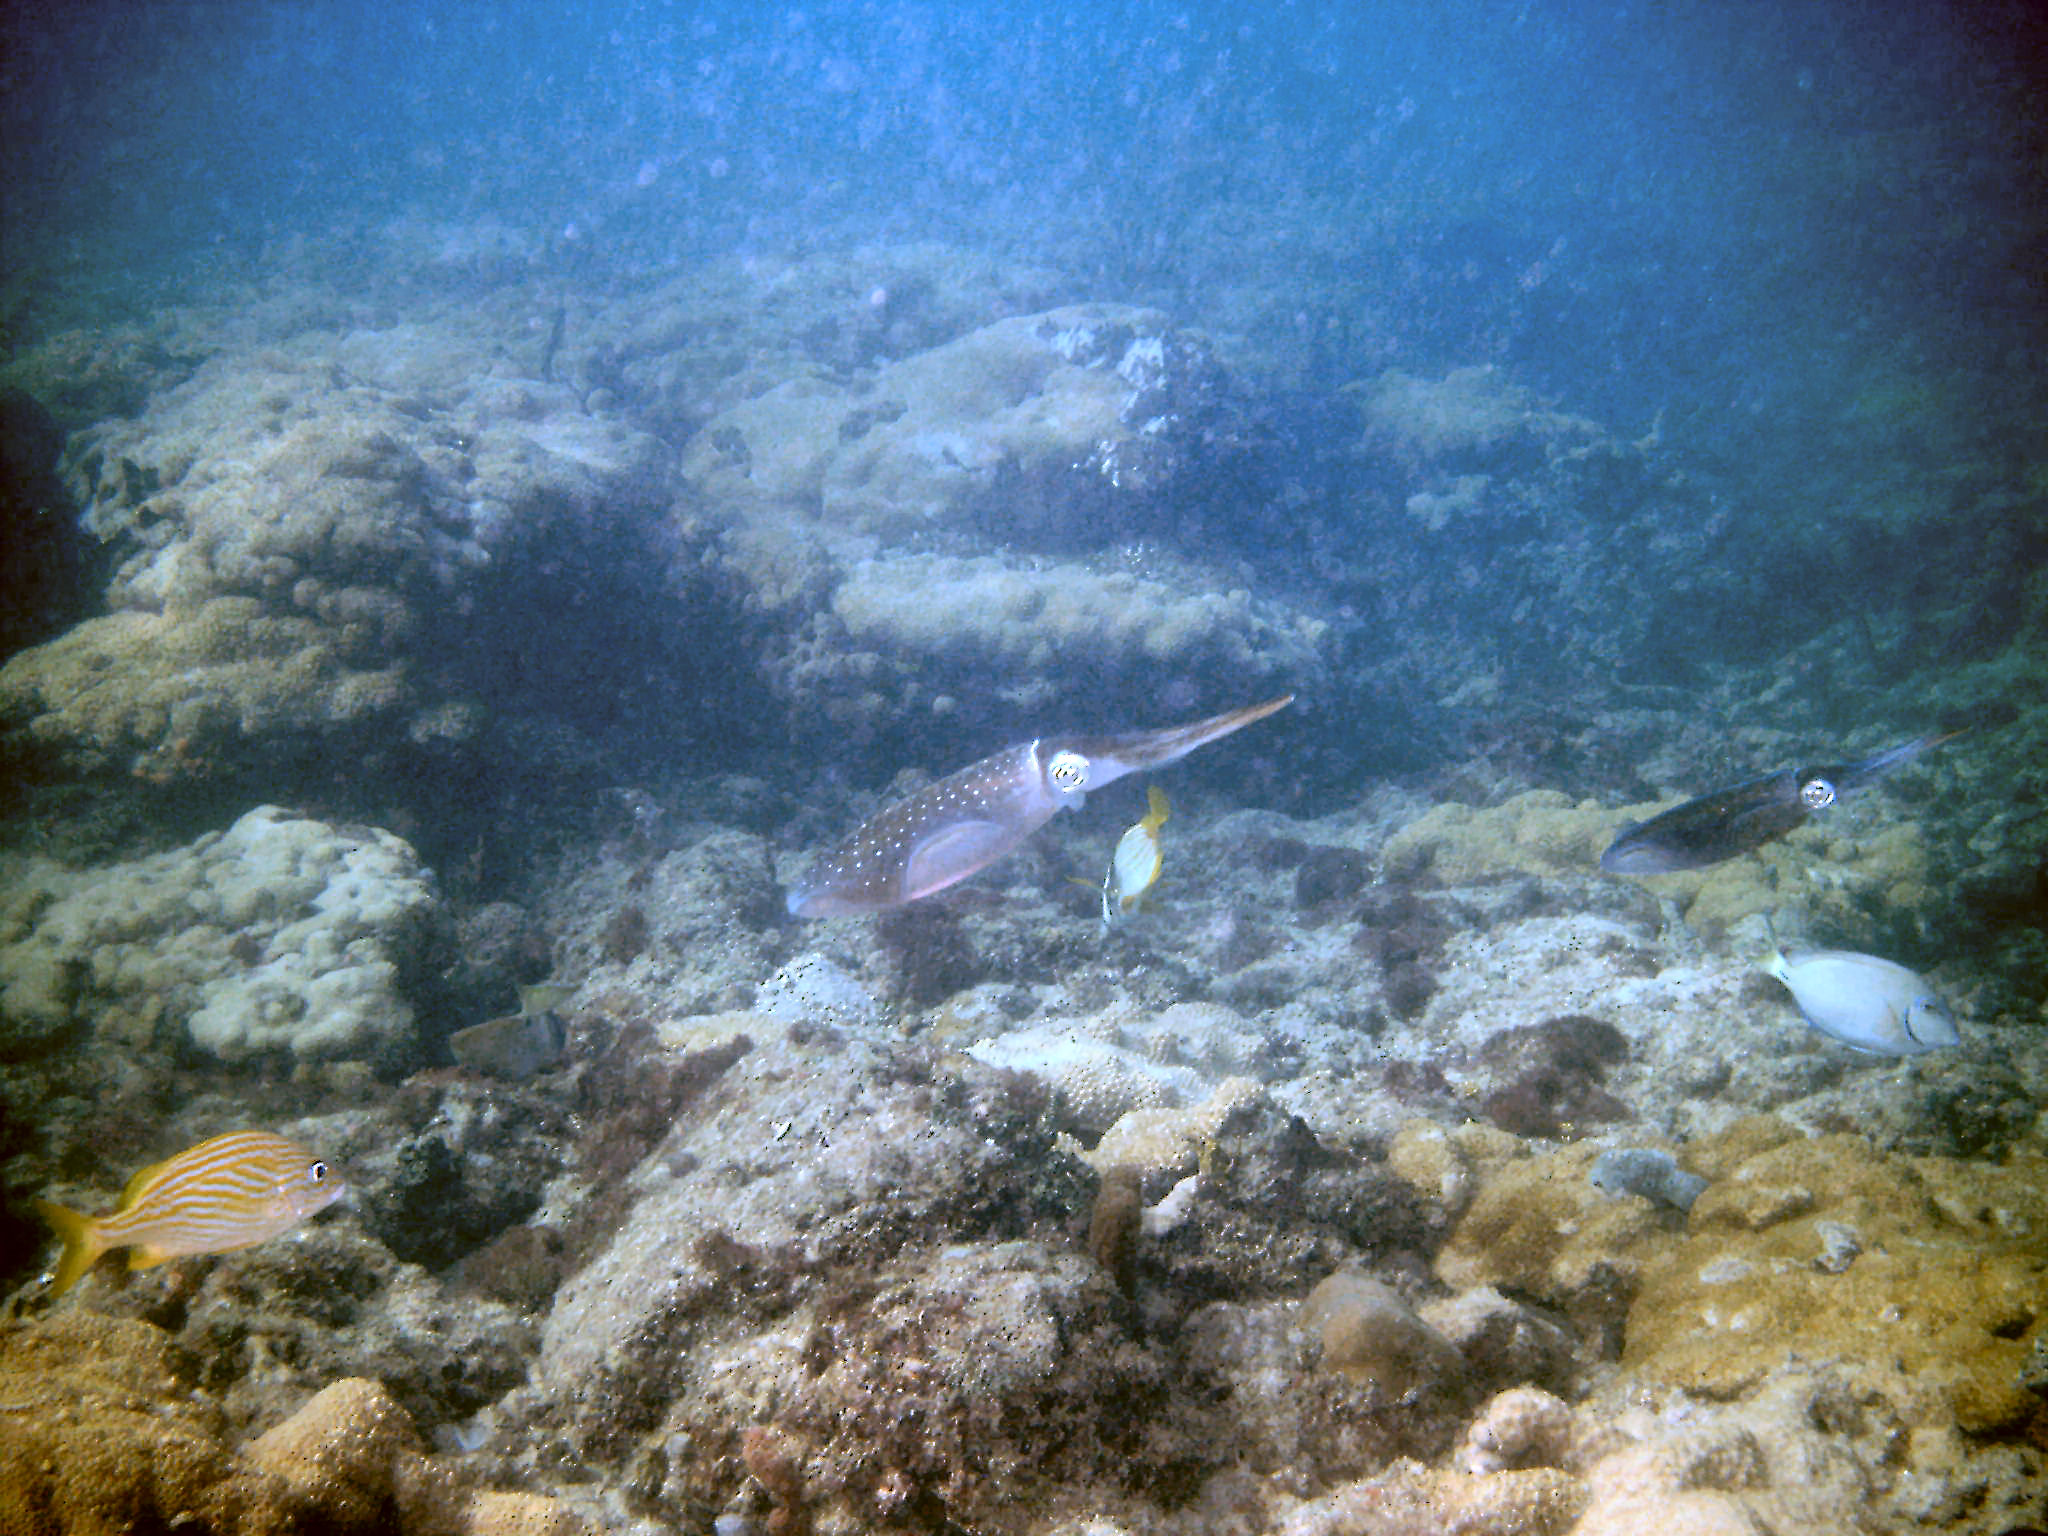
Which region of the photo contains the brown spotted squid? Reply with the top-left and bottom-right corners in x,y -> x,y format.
786,696 -> 1292,917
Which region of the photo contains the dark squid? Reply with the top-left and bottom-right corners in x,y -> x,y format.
1600,732 -> 1958,876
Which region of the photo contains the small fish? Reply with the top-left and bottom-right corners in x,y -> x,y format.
1100,785 -> 1170,924
450,981 -> 574,1080
1588,1147 -> 1708,1212
787,696 -> 1291,917
34,1131 -> 344,1298
1600,731 -> 1959,875
1761,945 -> 1960,1056
450,1010 -> 567,1080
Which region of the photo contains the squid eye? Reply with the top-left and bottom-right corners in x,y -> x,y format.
1798,776 -> 1837,810
1048,751 -> 1090,791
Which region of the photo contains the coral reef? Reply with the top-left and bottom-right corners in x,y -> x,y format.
1624,1119 -> 2048,1437
0,804 -> 436,1063
0,335 -> 674,784
1434,1116 -> 2048,1445
0,1309 -> 588,1535
1,180 -> 2043,1536
1378,786 -> 1943,948
681,304 -> 1236,543
663,299 -> 1330,748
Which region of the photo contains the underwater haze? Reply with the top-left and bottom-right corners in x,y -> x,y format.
1,3 -> 2046,1535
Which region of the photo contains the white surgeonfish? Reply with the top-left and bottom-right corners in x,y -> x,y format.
1761,945 -> 1960,1056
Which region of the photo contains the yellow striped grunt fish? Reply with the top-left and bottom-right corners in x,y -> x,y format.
35,1130 -> 345,1298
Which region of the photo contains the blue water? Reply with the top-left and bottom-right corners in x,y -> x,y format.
8,1 -> 2041,419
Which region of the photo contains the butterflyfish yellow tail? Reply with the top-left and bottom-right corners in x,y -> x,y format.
34,1198 -> 105,1300
1141,785 -> 1170,832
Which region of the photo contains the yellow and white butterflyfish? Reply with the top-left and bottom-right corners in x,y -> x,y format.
1100,785 -> 1170,924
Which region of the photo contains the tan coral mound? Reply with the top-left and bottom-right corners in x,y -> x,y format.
1381,791 -> 1618,884
1624,1118 -> 2048,1435
0,1311 -> 267,1536
1433,1116 -> 2048,1439
0,600 -> 408,780
0,1311 -> 589,1536
1429,1128 -> 1683,1345
245,1376 -> 457,1531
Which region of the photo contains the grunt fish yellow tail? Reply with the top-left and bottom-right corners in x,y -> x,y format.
33,1198 -> 108,1300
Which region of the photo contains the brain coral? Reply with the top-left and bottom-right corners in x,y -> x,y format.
0,803 -> 434,1063
681,302 -> 1226,541
2,331 -> 667,782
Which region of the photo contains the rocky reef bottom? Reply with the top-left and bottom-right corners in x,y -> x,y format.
0,1310 -> 591,1535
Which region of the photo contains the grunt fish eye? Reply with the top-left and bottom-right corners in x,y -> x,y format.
1048,751 -> 1089,791
1798,776 -> 1837,810
309,1161 -> 328,1182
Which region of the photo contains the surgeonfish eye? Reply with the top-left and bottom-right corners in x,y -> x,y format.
1798,776 -> 1838,810
1048,750 -> 1090,793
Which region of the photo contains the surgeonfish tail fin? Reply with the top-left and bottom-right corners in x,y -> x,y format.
33,1198 -> 103,1300
1756,910 -> 1783,970
1757,910 -> 1794,980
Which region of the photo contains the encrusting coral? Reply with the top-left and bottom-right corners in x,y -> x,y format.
1429,1114 -> 2048,1440
0,1309 -> 591,1536
1275,1460 -> 1586,1536
1622,1118 -> 2048,1436
0,1311 -> 266,1536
